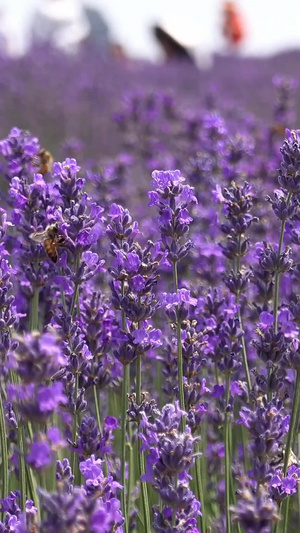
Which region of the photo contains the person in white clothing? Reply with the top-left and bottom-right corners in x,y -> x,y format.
0,8 -> 21,57
31,0 -> 91,54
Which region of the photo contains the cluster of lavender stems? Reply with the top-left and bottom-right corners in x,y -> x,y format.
1,49 -> 300,533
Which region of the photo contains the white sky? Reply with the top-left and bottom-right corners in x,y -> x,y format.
4,0 -> 300,59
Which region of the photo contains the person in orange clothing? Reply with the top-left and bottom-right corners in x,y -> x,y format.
222,1 -> 246,51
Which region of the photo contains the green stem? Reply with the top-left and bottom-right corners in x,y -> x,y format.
138,449 -> 151,531
283,371 -> 300,477
200,418 -> 208,515
18,426 -> 27,510
155,358 -> 162,408
172,507 -> 177,527
126,423 -> 134,528
283,498 -> 290,533
59,267 -> 66,310
215,364 -> 220,385
108,386 -> 120,419
237,523 -> 243,533
53,412 -> 63,462
25,464 -> 40,520
267,366 -> 272,403
29,285 -> 40,331
241,425 -> 250,473
172,474 -> 179,527
136,353 -> 151,532
237,304 -> 251,396
298,434 -> 300,532
93,385 -> 108,477
136,353 -> 142,405
0,390 -> 8,498
71,372 -> 79,483
121,363 -> 129,533
275,370 -> 300,533
70,253 -> 81,318
120,278 -> 129,533
60,289 -> 66,309
41,471 -> 47,491
195,441 -> 206,532
235,236 -> 251,397
70,253 -> 81,482
9,374 -> 39,516
173,261 -> 185,431
273,191 -> 292,334
177,320 -> 185,428
224,371 -> 232,533
70,283 -> 79,318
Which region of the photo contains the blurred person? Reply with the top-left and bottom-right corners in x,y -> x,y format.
222,1 -> 245,52
153,25 -> 195,65
83,7 -> 126,61
0,9 -> 9,56
0,8 -> 21,57
109,43 -> 127,62
31,0 -> 90,54
83,5 -> 110,53
152,22 -> 212,69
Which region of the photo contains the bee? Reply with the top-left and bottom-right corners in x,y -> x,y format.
33,148 -> 53,176
29,223 -> 65,263
270,446 -> 300,470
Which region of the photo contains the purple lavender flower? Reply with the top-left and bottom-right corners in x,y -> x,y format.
0,491 -> 37,533
232,479 -> 279,532
39,486 -> 91,533
26,428 -> 66,471
239,398 -> 289,485
10,331 -> 66,383
278,129 -> 300,193
148,169 -> 196,264
0,127 -> 40,181
269,464 -> 300,502
56,458 -> 74,493
7,381 -> 67,423
141,402 -> 201,530
80,455 -> 124,531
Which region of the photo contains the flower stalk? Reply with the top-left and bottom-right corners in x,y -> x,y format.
136,345 -> 151,532
195,440 -> 206,533
280,370 -> 300,532
29,284 -> 40,331
121,277 -> 129,533
0,390 -> 8,499
121,362 -> 129,533
71,370 -> 80,484
173,260 -> 186,431
18,425 -> 27,510
224,371 -> 232,533
273,190 -> 292,333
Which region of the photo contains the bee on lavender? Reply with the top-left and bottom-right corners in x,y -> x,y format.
270,446 -> 300,470
30,223 -> 65,263
33,148 -> 53,176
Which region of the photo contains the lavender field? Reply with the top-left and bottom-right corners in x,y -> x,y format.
1,47 -> 300,533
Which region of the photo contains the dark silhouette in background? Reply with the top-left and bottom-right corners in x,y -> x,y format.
153,25 -> 195,65
31,0 -> 111,55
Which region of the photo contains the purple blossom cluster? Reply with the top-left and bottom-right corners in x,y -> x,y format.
1,46 -> 300,533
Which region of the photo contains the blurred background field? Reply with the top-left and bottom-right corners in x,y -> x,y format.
0,0 -> 299,217
1,49 -> 300,161
0,1 -> 300,164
